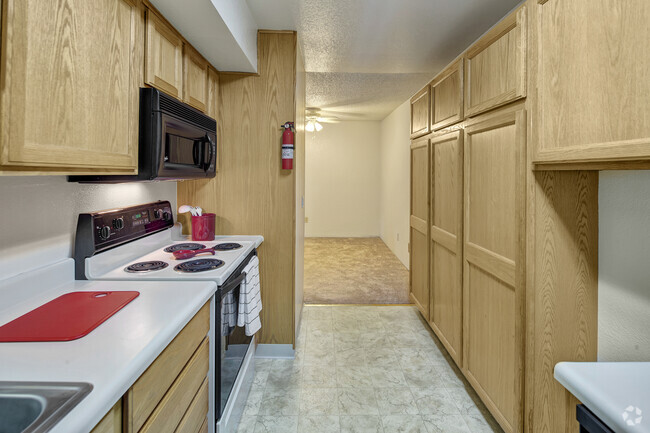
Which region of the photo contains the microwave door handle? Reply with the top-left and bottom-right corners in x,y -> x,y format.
204,135 -> 215,170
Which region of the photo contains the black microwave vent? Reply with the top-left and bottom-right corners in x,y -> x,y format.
157,91 -> 216,132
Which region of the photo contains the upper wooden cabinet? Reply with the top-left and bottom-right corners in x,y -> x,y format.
410,87 -> 431,138
464,6 -> 526,118
0,0 -> 142,174
206,67 -> 220,119
183,45 -> 209,112
145,9 -> 183,99
430,60 -> 464,131
533,0 -> 650,167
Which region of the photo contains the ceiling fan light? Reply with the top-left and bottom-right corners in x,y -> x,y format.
306,120 -> 315,132
314,121 -> 323,131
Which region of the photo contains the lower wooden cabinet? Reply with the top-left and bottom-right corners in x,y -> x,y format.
462,106 -> 526,433
91,400 -> 122,433
410,137 -> 430,320
90,301 -> 210,433
428,131 -> 463,365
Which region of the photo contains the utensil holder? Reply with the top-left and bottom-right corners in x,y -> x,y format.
191,213 -> 215,241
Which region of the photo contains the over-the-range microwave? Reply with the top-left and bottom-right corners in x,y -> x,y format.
70,88 -> 217,183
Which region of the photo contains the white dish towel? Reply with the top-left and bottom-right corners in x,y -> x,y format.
237,255 -> 262,336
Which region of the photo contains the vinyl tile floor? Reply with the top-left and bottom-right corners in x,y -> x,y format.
236,305 -> 504,433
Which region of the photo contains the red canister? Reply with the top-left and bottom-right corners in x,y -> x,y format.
191,213 -> 216,241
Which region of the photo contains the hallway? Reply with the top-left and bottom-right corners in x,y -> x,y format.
304,238 -> 409,304
237,305 -> 503,433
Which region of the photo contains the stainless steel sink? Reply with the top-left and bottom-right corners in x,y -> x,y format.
0,382 -> 93,433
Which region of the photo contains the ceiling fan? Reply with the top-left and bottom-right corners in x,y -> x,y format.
305,107 -> 339,132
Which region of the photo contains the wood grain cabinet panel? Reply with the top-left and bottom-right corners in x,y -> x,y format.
91,400 -> 122,433
463,108 -> 526,433
429,131 -> 463,365
464,6 -> 526,118
128,302 -> 209,433
0,0 -> 142,173
410,87 -> 431,138
145,9 -> 183,99
533,0 -> 650,166
206,66 -> 220,120
410,138 -> 430,319
139,338 -> 209,433
183,45 -> 209,112
431,61 -> 464,131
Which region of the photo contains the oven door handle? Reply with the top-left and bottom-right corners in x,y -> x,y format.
220,272 -> 247,299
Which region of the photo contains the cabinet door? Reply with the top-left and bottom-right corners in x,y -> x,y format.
431,61 -> 464,131
533,0 -> 650,166
91,400 -> 122,433
410,138 -> 430,320
206,67 -> 220,119
183,45 -> 209,112
463,108 -> 525,433
0,0 -> 142,173
429,131 -> 463,366
410,87 -> 431,139
464,6 -> 526,117
145,9 -> 183,99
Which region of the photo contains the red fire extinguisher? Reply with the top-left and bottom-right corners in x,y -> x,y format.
281,121 -> 294,170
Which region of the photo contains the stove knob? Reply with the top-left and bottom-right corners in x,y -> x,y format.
153,209 -> 161,219
162,211 -> 171,221
99,225 -> 111,240
112,217 -> 124,230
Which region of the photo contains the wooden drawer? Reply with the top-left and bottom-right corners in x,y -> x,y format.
410,87 -> 431,138
198,419 -> 208,433
175,378 -> 209,433
431,60 -> 463,131
129,302 -> 209,432
91,400 -> 122,433
464,6 -> 526,117
140,338 -> 210,433
145,9 -> 184,99
183,45 -> 209,112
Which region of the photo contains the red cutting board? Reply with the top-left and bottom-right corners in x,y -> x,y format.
0,291 -> 139,342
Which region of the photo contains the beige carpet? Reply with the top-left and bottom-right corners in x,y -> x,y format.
304,237 -> 410,304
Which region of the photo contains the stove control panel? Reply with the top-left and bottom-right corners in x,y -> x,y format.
74,200 -> 174,279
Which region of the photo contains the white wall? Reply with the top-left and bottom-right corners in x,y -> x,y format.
379,100 -> 411,268
599,171 -> 650,361
305,121 -> 381,237
0,177 -> 176,279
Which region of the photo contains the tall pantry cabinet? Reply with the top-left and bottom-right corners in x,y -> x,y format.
409,2 -> 601,433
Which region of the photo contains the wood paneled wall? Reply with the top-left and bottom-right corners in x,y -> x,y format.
178,31 -> 300,345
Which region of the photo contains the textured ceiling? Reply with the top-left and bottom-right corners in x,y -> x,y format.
246,0 -> 522,120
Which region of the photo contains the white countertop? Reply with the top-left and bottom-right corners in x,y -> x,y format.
0,259 -> 217,433
555,362 -> 650,433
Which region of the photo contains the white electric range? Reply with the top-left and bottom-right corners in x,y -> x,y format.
74,200 -> 263,433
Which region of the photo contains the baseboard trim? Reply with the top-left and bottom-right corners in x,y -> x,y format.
256,344 -> 295,359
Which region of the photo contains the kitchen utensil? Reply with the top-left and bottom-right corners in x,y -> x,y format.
172,247 -> 216,260
0,291 -> 139,342
195,207 -> 203,216
178,205 -> 192,214
191,213 -> 216,241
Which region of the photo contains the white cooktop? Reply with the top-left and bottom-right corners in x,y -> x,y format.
85,231 -> 263,285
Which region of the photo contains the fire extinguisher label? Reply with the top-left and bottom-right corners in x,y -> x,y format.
282,146 -> 294,159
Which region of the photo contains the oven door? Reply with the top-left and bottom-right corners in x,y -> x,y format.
216,255 -> 255,421
157,113 -> 216,179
